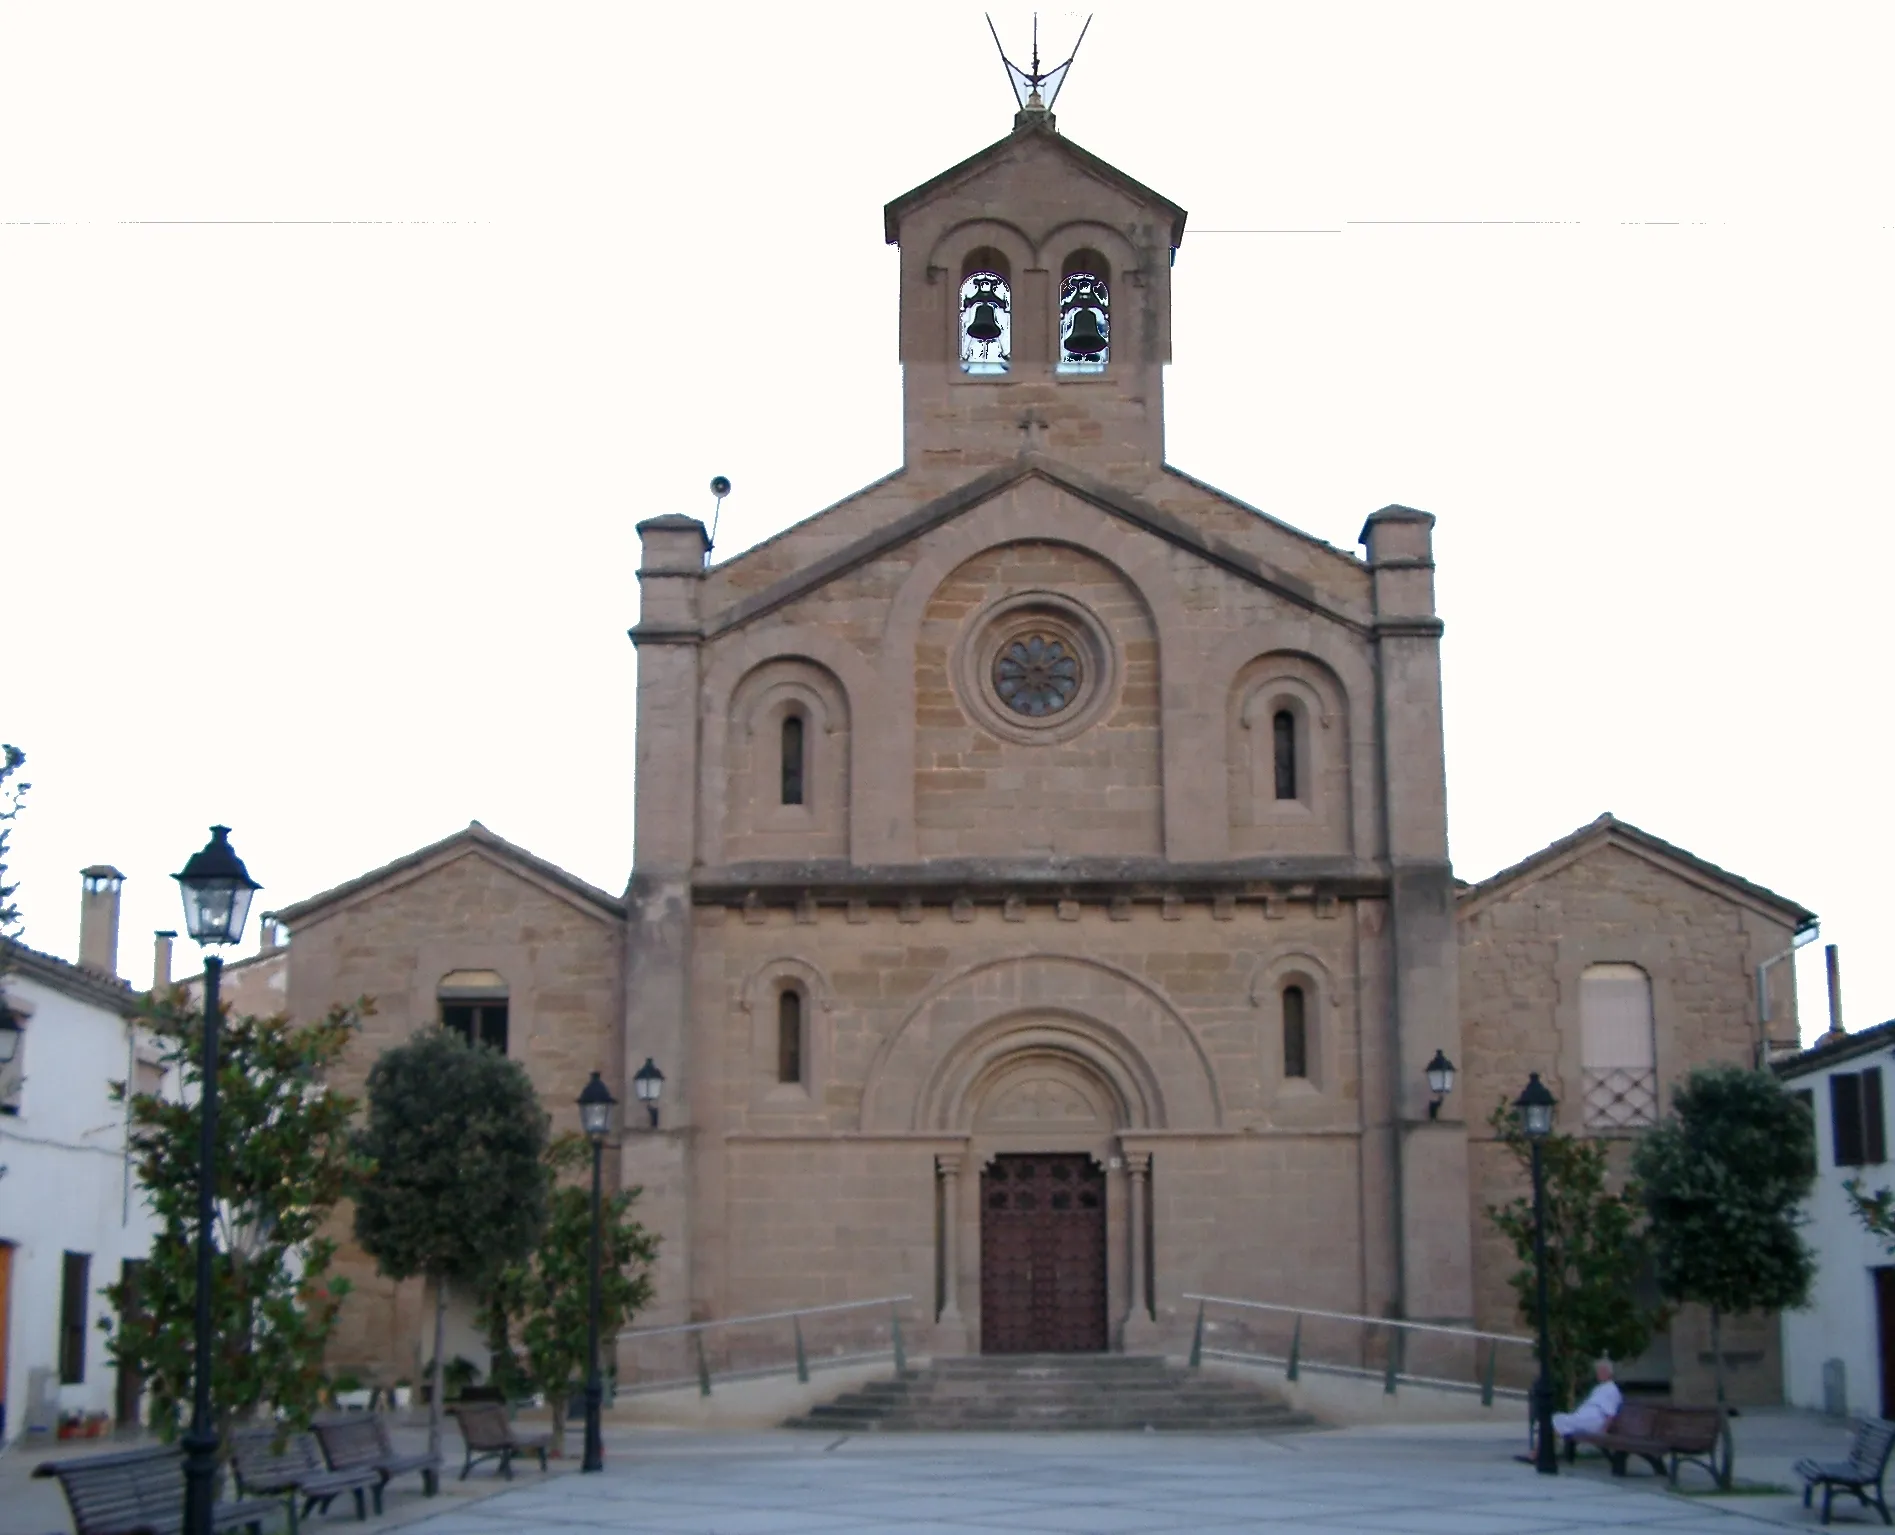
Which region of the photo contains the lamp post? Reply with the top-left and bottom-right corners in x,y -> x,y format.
173,826 -> 261,1535
1516,1071 -> 1559,1475
577,1071 -> 616,1474
632,1057 -> 664,1128
1424,1050 -> 1457,1120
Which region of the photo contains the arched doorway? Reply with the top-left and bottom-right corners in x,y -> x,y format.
970,1050 -> 1119,1354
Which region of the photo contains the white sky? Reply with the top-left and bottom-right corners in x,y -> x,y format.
4,4 -> 1889,1046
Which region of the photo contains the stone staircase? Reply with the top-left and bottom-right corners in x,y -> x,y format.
783,1354 -> 1318,1433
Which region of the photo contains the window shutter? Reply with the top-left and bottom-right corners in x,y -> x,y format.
1832,1072 -> 1866,1167
59,1251 -> 90,1384
1864,1067 -> 1887,1165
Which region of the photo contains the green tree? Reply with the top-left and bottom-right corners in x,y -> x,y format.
100,991 -> 366,1443
484,1135 -> 659,1454
1632,1063 -> 1816,1485
1845,1177 -> 1895,1254
352,1029 -> 549,1461
0,743 -> 27,938
1485,1100 -> 1662,1414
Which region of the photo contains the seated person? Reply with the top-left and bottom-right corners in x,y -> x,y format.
1554,1358 -> 1623,1438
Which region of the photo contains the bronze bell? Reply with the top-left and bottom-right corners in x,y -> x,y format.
1064,306 -> 1107,357
966,303 -> 1004,344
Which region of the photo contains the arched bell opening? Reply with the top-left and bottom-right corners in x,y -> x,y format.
1057,248 -> 1110,374
959,248 -> 1012,376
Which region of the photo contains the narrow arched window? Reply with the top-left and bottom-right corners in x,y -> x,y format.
1058,251 -> 1110,374
1273,709 -> 1297,800
960,254 -> 1011,375
780,712 -> 805,806
1580,964 -> 1657,1128
777,988 -> 803,1084
1282,984 -> 1308,1079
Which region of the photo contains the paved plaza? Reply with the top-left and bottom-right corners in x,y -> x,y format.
4,1413 -> 1878,1534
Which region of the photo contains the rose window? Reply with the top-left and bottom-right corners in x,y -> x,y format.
993,634 -> 1080,717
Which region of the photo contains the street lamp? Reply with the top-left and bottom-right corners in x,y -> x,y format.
1516,1071 -> 1559,1475
1424,1050 -> 1456,1120
173,826 -> 260,1535
577,1071 -> 616,1474
632,1057 -> 664,1128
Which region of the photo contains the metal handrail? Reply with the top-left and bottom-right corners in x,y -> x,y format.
1181,1293 -> 1531,1347
618,1294 -> 913,1340
617,1295 -> 914,1398
1182,1292 -> 1531,1406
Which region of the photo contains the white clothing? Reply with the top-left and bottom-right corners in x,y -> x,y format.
1553,1380 -> 1623,1437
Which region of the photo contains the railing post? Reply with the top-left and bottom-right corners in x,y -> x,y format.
891,1307 -> 906,1374
1383,1323 -> 1401,1395
1188,1300 -> 1205,1369
695,1331 -> 712,1398
794,1316 -> 809,1384
1286,1314 -> 1302,1383
1481,1339 -> 1497,1407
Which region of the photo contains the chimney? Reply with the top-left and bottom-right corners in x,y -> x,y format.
79,866 -> 127,977
153,930 -> 177,992
1822,943 -> 1847,1043
258,913 -> 282,951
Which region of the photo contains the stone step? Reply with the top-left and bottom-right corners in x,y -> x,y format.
784,1354 -> 1317,1434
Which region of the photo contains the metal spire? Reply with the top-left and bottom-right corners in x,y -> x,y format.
986,13 -> 1092,115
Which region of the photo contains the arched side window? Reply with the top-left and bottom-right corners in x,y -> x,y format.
439,969 -> 509,1055
1282,984 -> 1308,1080
1272,710 -> 1297,800
1057,250 -> 1110,374
1580,963 -> 1657,1128
780,712 -> 806,806
960,249 -> 1011,375
777,986 -> 804,1085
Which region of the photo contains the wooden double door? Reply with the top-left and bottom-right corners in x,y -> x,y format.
979,1153 -> 1108,1354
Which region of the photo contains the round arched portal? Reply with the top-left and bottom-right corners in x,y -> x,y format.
932,1026 -> 1145,1358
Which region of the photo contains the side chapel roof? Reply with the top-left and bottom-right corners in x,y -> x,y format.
1455,812 -> 1817,929
274,821 -> 624,928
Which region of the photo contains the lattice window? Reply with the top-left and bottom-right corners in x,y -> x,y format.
1580,964 -> 1656,1129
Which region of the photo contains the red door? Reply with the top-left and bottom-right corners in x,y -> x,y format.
979,1154 -> 1107,1354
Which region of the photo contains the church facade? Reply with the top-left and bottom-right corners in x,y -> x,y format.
274,104 -> 1815,1404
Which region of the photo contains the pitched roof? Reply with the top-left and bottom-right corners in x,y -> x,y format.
1455,813 -> 1817,928
273,822 -> 624,928
1772,1016 -> 1895,1079
883,115 -> 1188,248
0,936 -> 142,1015
686,455 -> 1367,643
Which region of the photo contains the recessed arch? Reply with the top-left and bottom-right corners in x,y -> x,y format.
860,951 -> 1222,1133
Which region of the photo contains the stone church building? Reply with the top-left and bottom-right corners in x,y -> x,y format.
265,101 -> 1815,1403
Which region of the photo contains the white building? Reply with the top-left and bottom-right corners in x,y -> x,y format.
0,869 -> 167,1445
1777,1017 -> 1894,1419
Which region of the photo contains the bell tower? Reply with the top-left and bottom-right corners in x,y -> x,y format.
883,101 -> 1187,483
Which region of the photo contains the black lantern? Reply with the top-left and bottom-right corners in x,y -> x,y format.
1516,1071 -> 1556,1139
1425,1050 -> 1456,1119
174,826 -> 262,1535
172,827 -> 260,947
632,1057 -> 664,1128
579,1070 -> 616,1141
576,1071 -> 617,1473
1516,1071 -> 1560,1474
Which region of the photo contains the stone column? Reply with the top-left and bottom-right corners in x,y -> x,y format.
1121,1151 -> 1160,1351
934,1152 -> 970,1355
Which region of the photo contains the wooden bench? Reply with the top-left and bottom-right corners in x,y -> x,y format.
1566,1402 -> 1728,1487
33,1444 -> 279,1535
1794,1417 -> 1895,1526
230,1427 -> 380,1533
312,1412 -> 441,1500
447,1401 -> 551,1481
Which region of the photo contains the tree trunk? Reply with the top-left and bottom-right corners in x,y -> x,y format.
1709,1304 -> 1732,1490
550,1395 -> 567,1459
428,1272 -> 448,1465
